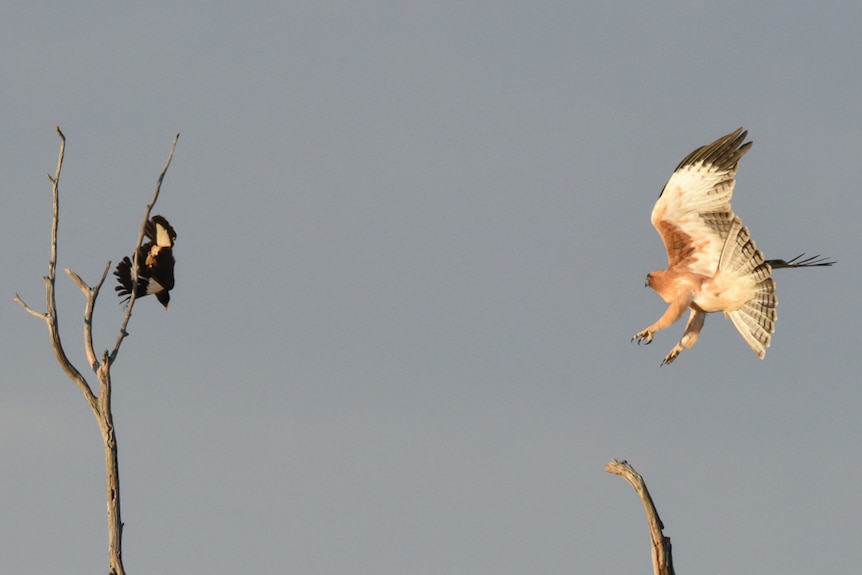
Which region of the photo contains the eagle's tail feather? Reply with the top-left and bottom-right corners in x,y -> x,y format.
719,218 -> 776,358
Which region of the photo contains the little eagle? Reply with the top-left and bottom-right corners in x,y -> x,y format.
632,129 -> 833,365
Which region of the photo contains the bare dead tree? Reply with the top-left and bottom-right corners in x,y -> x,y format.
606,459 -> 675,575
15,126 -> 179,575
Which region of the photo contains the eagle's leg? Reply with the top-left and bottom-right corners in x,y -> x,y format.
632,294 -> 692,346
661,308 -> 706,366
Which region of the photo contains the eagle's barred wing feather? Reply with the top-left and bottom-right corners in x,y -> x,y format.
651,128 -> 752,277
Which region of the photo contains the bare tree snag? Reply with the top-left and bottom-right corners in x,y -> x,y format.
15,126 -> 179,575
605,459 -> 675,575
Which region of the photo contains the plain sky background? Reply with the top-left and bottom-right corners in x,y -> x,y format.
1,2 -> 859,574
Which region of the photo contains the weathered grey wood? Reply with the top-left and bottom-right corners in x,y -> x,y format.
605,459 -> 675,575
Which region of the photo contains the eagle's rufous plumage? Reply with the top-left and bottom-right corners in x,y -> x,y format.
633,129 -> 832,365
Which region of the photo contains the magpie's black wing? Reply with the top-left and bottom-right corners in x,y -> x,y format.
147,246 -> 175,291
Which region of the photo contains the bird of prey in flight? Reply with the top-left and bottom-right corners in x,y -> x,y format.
632,129 -> 833,365
115,215 -> 177,310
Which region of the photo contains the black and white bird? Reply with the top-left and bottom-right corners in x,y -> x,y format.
114,215 -> 177,310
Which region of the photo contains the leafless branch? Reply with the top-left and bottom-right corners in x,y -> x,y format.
13,293 -> 47,320
66,261 -> 111,371
109,133 -> 180,363
606,459 -> 675,575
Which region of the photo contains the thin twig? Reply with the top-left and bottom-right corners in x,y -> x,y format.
48,126 -> 65,282
13,293 -> 48,320
109,133 -> 179,363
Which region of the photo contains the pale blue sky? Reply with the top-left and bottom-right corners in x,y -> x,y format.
2,2 -> 859,573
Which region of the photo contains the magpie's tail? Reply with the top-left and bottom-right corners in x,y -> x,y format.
766,254 -> 835,269
114,256 -> 135,303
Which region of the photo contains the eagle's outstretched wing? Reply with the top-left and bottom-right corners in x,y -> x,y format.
651,128 -> 751,277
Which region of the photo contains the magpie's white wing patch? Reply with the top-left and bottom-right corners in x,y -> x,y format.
146,215 -> 177,247
144,277 -> 166,295
155,221 -> 173,247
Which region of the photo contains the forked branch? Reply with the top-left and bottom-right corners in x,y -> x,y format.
66,261 -> 112,371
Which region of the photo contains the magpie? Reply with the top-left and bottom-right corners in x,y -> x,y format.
114,215 -> 177,310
